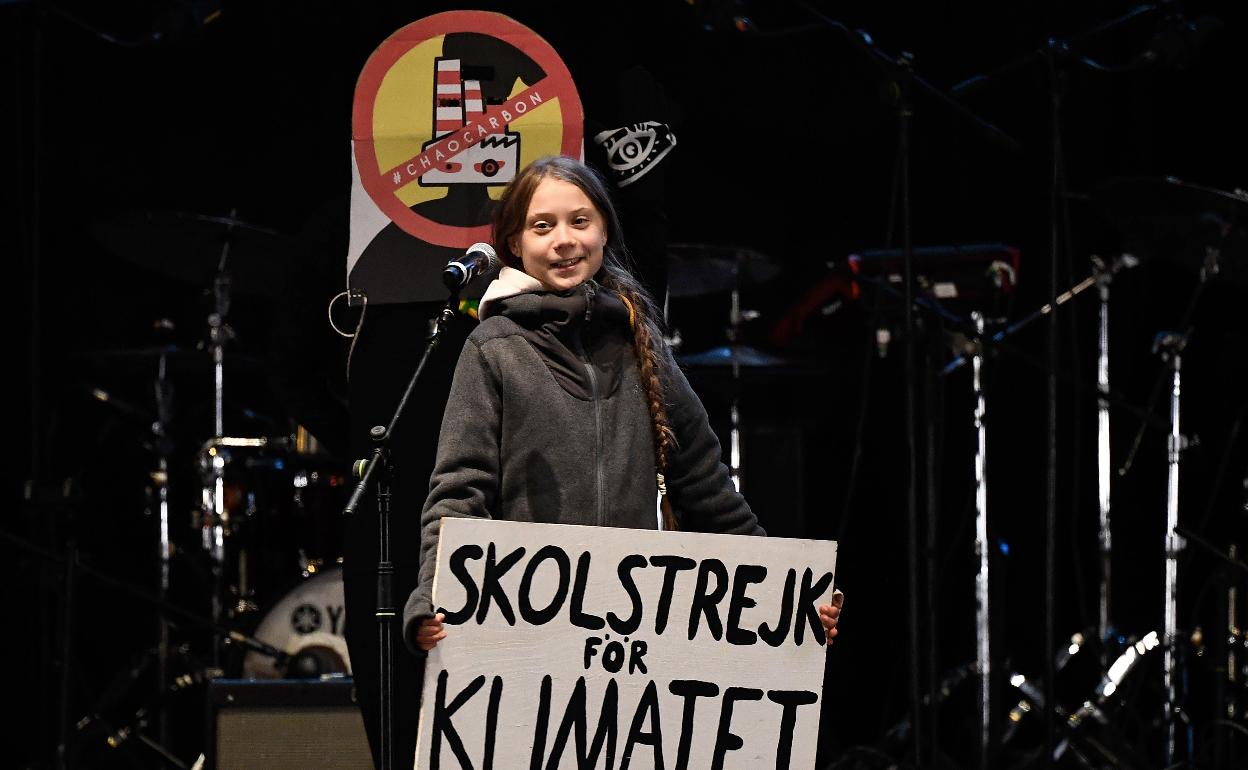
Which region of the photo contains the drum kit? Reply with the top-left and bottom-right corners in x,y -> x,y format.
68,210 -> 354,763
667,243 -> 826,493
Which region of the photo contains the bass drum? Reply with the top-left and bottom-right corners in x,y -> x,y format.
242,566 -> 351,679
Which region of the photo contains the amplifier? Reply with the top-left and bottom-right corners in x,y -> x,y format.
205,677 -> 374,770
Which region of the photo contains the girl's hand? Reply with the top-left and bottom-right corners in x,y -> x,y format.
416,612 -> 447,651
817,590 -> 844,645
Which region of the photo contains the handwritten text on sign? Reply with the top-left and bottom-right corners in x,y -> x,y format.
415,520 -> 837,770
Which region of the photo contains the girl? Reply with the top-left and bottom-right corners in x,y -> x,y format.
404,155 -> 840,650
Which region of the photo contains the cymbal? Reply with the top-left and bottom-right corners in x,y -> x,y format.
69,343 -> 263,373
91,210 -> 291,298
667,243 -> 780,297
1090,176 -> 1247,276
677,344 -> 797,368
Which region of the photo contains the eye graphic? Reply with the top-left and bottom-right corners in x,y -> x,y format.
593,121 -> 676,188
606,129 -> 656,172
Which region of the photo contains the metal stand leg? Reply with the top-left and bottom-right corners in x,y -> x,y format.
152,348 -> 174,749
56,543 -> 77,770
727,288 -> 746,493
1096,274 -> 1112,661
971,311 -> 992,770
1155,330 -> 1188,768
153,456 -> 171,748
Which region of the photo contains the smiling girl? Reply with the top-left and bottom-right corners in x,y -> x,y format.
403,155 -> 841,652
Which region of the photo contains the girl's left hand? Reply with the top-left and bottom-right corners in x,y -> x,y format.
817,590 -> 844,645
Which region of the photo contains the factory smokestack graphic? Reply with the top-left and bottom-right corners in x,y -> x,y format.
420,57 -> 521,186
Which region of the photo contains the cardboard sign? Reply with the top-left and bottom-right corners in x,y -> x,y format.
349,11 -> 584,304
416,519 -> 837,770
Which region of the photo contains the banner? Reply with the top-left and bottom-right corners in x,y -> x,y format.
416,519 -> 837,770
349,11 -> 583,304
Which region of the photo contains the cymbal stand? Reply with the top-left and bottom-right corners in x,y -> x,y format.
152,346 -> 175,749
1175,525 -> 1248,770
1155,329 -> 1191,767
942,271 -> 1105,765
1096,264 -> 1112,660
1092,252 -> 1137,662
203,216 -> 237,666
726,285 -> 747,493
969,311 -> 992,770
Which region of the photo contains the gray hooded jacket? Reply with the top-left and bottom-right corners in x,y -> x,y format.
403,268 -> 762,650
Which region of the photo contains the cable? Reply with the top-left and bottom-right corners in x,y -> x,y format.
328,289 -> 368,383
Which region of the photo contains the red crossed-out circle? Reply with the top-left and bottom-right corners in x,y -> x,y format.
352,11 -> 583,248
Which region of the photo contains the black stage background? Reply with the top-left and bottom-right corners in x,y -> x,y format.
7,1 -> 1248,768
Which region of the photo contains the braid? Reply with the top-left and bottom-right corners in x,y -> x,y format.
603,273 -> 680,531
623,292 -> 677,468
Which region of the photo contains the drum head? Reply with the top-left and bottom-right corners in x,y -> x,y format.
242,566 -> 350,678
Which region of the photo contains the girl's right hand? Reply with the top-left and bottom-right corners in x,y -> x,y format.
416,612 -> 447,651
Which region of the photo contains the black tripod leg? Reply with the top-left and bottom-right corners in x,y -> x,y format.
56,542 -> 76,770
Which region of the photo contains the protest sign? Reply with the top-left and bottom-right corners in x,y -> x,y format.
416,519 -> 837,770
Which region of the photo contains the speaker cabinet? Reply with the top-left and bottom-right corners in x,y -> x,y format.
206,678 -> 373,770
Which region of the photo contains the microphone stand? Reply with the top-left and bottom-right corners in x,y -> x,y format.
343,294 -> 461,770
786,5 -> 1020,765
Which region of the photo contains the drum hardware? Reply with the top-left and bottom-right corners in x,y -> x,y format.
89,209 -> 292,299
1151,328 -> 1193,767
948,5 -> 1224,760
873,660 -> 1062,768
665,243 -> 780,299
242,566 -> 350,679
75,644 -> 221,770
1089,175 -> 1247,766
1089,176 -> 1248,291
937,261 -> 1146,767
91,207 -> 293,667
0,523 -> 288,768
152,342 -> 176,751
1175,525 -> 1248,766
667,244 -> 792,493
664,242 -> 778,365
988,630 -> 1164,769
1092,253 -> 1139,662
195,434 -> 349,633
1101,177 -> 1247,480
80,335 -> 183,751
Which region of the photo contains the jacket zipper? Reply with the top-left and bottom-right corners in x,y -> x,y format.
576,283 -> 606,525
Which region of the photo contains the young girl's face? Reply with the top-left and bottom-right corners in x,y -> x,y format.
511,177 -> 606,292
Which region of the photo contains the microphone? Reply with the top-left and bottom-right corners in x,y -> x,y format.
443,242 -> 499,290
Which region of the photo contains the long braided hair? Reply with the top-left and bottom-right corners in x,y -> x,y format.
491,155 -> 679,530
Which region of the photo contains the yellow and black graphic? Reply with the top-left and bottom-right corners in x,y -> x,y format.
351,11 -> 583,253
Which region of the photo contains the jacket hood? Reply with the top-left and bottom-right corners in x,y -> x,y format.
479,266 -> 544,320
476,273 -> 635,402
